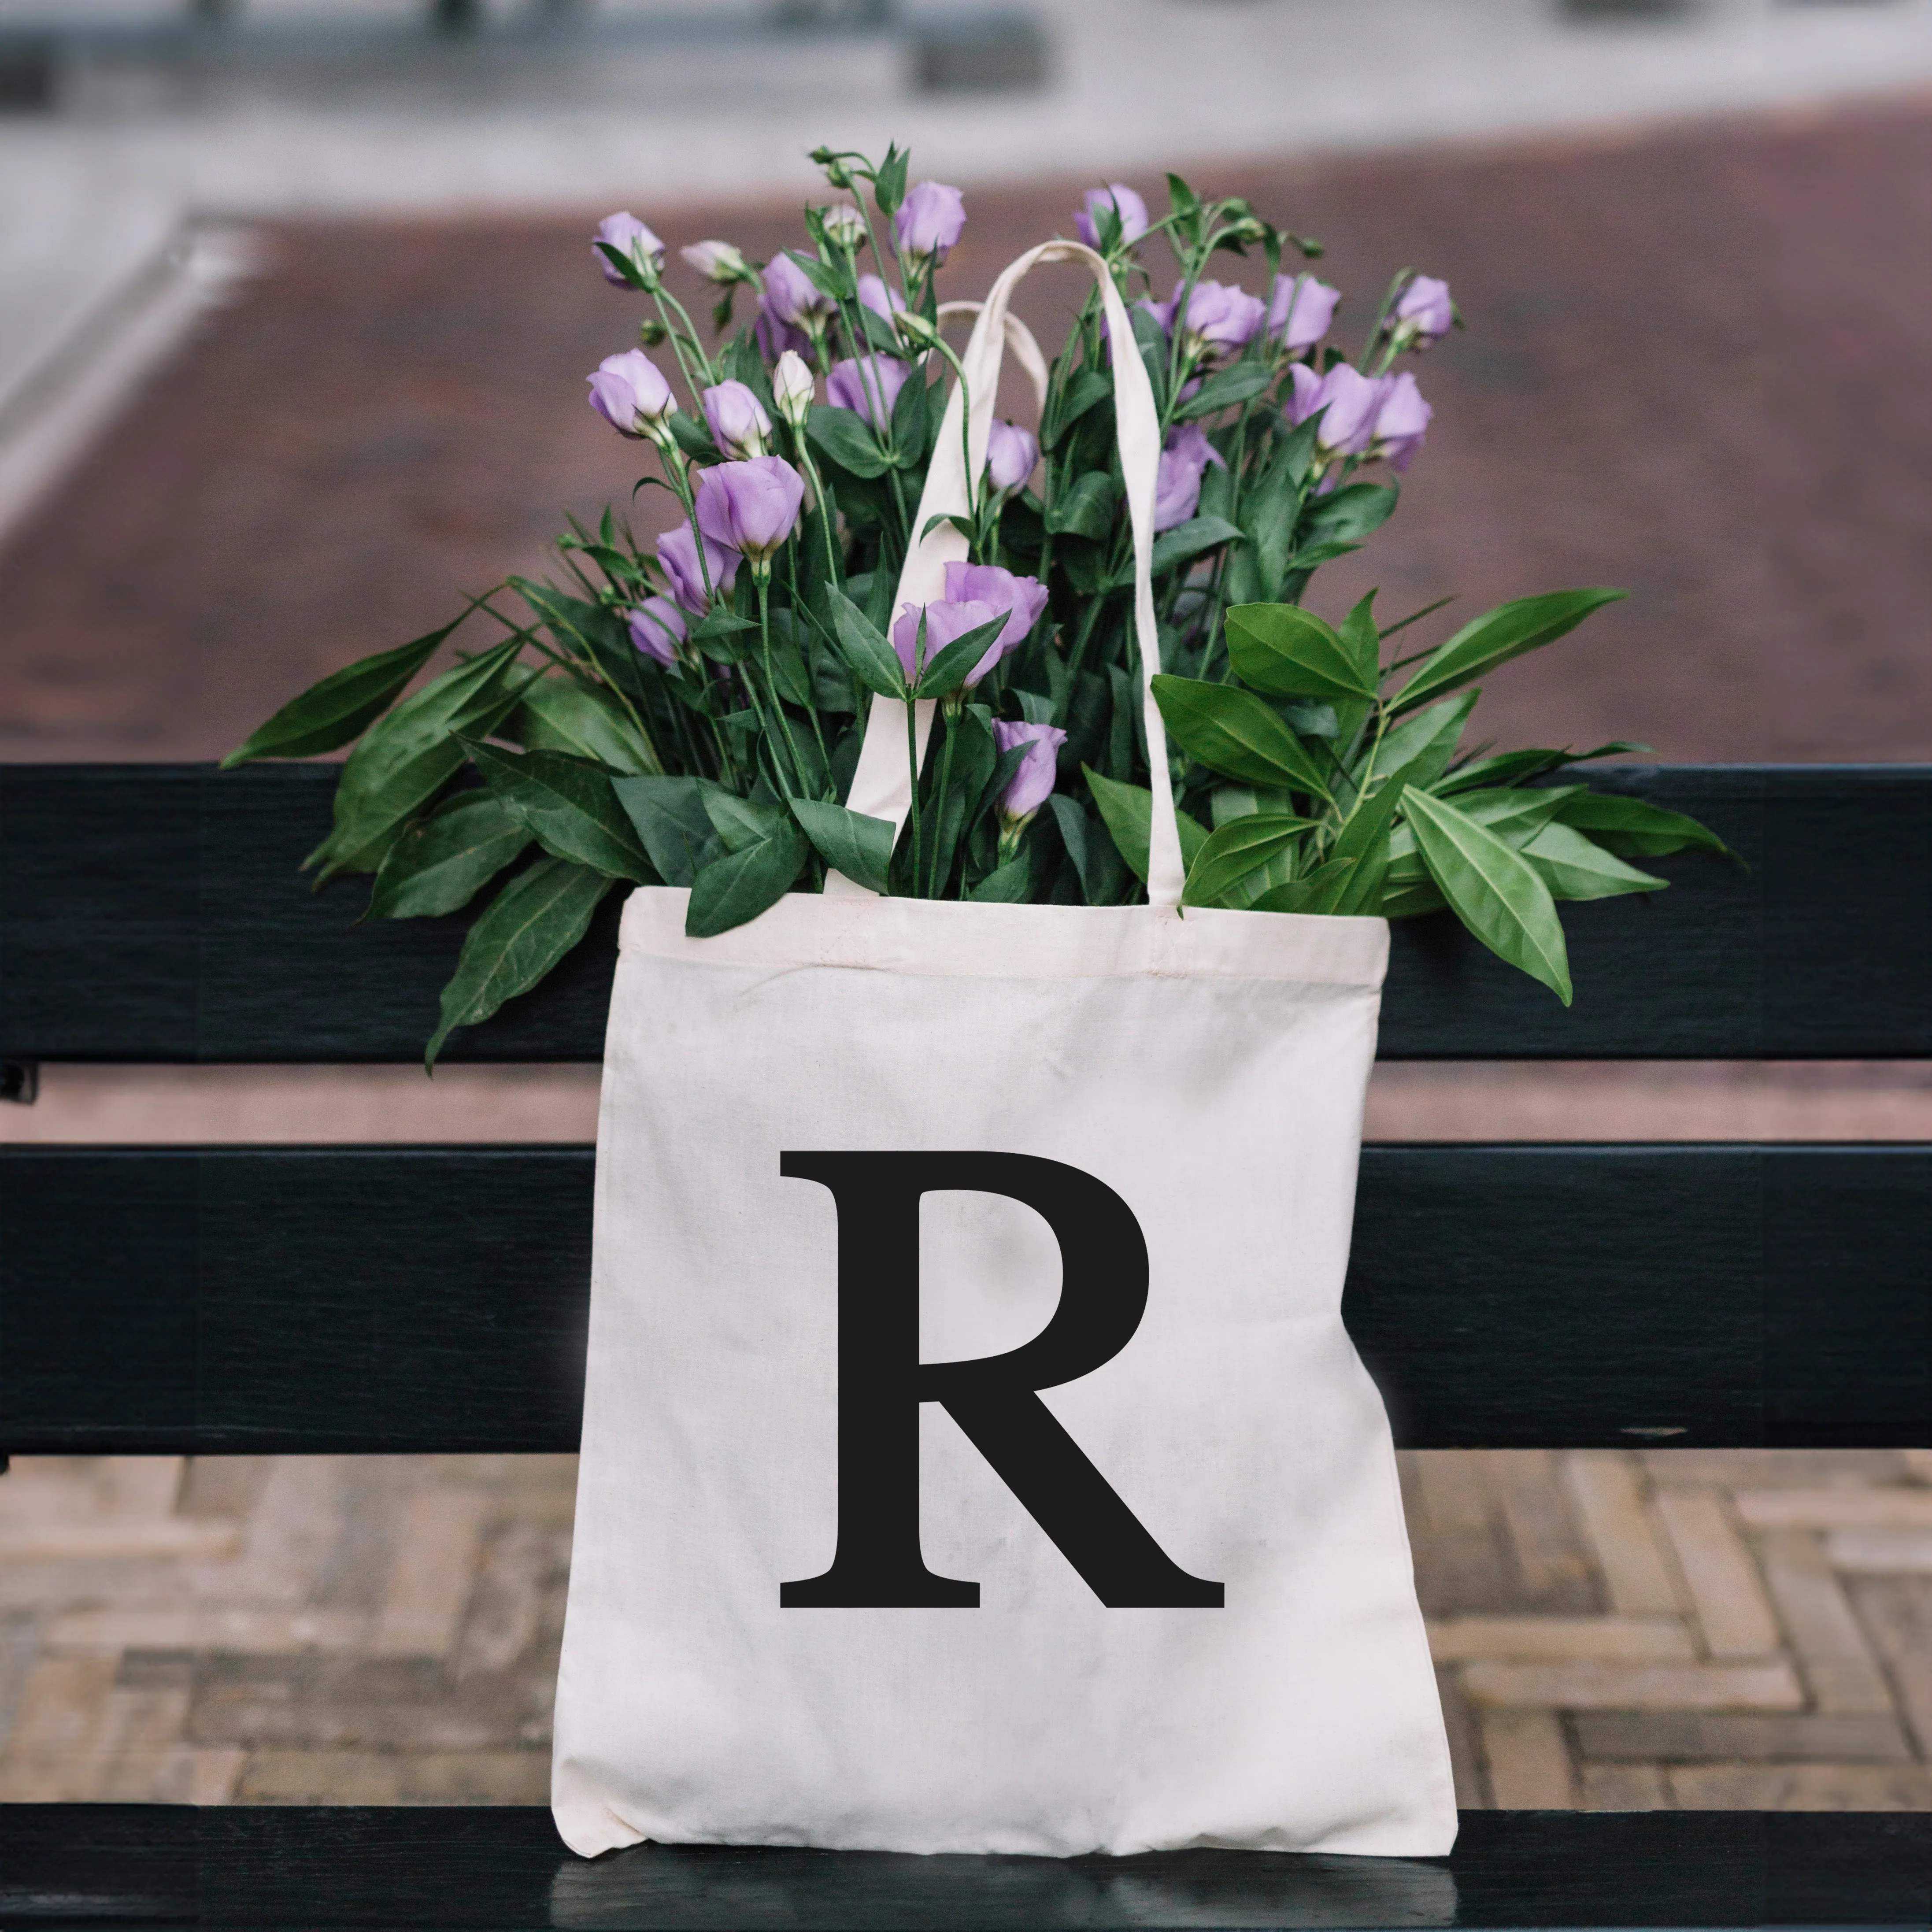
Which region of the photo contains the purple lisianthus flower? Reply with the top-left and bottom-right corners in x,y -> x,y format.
1153,422 -> 1226,533
754,298 -> 811,363
1267,274 -> 1342,352
1286,362 -> 1389,459
656,522 -> 739,615
593,213 -> 664,287
942,561 -> 1048,677
993,719 -> 1067,824
894,181 -> 966,265
626,596 -> 687,667
701,379 -> 771,461
1073,183 -> 1149,251
1372,371 -> 1432,473
857,273 -> 906,319
695,456 -> 805,570
763,252 -> 838,329
1390,274 -> 1454,351
1144,278 -> 1266,367
586,349 -> 675,439
826,354 -> 911,430
984,419 -> 1039,496
891,597 -> 1003,688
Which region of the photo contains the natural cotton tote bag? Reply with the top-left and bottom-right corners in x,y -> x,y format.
551,241 -> 1457,1861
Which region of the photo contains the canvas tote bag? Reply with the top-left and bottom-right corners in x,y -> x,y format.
551,241 -> 1457,1862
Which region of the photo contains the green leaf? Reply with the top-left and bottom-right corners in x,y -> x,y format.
1444,784 -> 1583,848
1369,692 -> 1479,791
1048,795 -> 1131,906
667,412 -> 718,463
914,615 -> 1008,699
610,774 -> 722,887
872,144 -> 908,215
888,367 -> 931,469
1045,471 -> 1120,540
464,741 -> 654,882
829,588 -> 908,698
784,247 -> 853,303
366,790 -> 532,922
1150,515 -> 1244,579
790,797 -> 894,894
1395,588 -> 1627,715
309,637 -> 530,881
1298,481 -> 1398,548
1404,788 -> 1572,1004
1084,768 -> 1209,883
700,785 -> 785,854
807,404 -> 892,480
1173,363 -> 1274,420
1236,454 -> 1305,604
968,855 -> 1033,902
425,857 -> 613,1070
685,817 -> 810,937
1150,675 -> 1333,800
1182,814 -> 1316,909
1225,603 -> 1376,703
1377,877 -> 1446,920
1523,822 -> 1669,901
1338,593 -> 1381,691
1554,792 -> 1736,861
511,675 -> 656,775
1043,367 -> 1110,449
1251,855 -> 1360,915
223,613 -> 463,767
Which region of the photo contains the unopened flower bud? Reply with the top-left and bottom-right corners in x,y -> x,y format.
811,147 -> 858,191
701,379 -> 772,461
588,350 -> 677,443
1386,274 -> 1455,352
637,317 -> 669,347
772,350 -> 815,432
818,204 -> 866,251
593,213 -> 664,290
681,239 -> 751,285
892,308 -> 942,353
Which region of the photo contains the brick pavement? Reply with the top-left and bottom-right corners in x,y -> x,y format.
8,1448 -> 1932,1810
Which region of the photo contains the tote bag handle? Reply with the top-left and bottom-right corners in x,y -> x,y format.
830,240 -> 1184,910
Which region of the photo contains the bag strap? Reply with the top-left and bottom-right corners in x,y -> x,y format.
831,240 -> 1184,910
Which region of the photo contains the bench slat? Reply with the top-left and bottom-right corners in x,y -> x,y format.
0,1803 -> 1925,1927
3,764 -> 1928,1062
3,1144 -> 1923,1455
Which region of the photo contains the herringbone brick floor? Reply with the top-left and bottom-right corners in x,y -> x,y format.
4,1447 -> 1931,1809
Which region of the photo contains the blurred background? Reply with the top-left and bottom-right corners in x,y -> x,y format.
0,0 -> 1929,1815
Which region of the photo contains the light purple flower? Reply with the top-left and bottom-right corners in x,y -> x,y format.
1073,184 -> 1149,251
701,380 -> 771,460
1390,274 -> 1454,350
1267,275 -> 1342,352
593,213 -> 664,286
1372,371 -> 1432,473
762,252 -> 838,329
627,596 -> 687,667
1153,422 -> 1226,533
825,354 -> 910,430
755,298 -> 811,363
942,561 -> 1048,678
1286,362 -> 1389,458
993,720 -> 1067,822
857,273 -> 906,319
680,239 -> 750,284
891,597 -> 1002,688
894,181 -> 966,264
1143,278 -> 1266,366
657,522 -> 739,615
586,349 -> 675,439
695,456 -> 805,569
984,420 -> 1039,496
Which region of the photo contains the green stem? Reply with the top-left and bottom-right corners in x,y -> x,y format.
926,700 -> 959,897
755,574 -> 809,796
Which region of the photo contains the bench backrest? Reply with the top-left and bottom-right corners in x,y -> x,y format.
1,762 -> 1926,1459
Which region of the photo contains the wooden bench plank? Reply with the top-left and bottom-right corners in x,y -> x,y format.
3,764 -> 1927,1063
3,1144 -> 1923,1455
0,1803 -> 1925,1927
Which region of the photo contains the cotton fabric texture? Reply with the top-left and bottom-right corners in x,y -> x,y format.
551,243 -> 1455,1861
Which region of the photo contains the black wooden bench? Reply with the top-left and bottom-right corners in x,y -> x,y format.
1,760 -> 1928,1928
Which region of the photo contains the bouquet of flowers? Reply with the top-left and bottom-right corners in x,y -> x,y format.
227,143 -> 1727,1065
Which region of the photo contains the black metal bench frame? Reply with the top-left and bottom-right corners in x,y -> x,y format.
1,761 -> 1928,1928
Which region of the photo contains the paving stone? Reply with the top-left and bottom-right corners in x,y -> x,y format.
1846,1575 -> 1932,1759
1735,1489 -> 1932,1531
43,1607 -> 370,1654
1478,1708 -> 1576,1810
1578,1761 -> 1669,1810
1434,1665 -> 1488,1811
1428,1617 -> 1692,1663
1666,1762 -> 1932,1810
1561,1454 -> 1682,1617
1486,1450 -> 1601,1616
1828,1529 -> 1932,1573
1461,1661 -> 1805,1712
1653,1489 -> 1782,1659
1756,1531 -> 1895,1715
371,1487 -> 488,1659
0,1653 -> 119,1801
237,1748 -> 551,1804
0,1519 -> 241,1561
1572,1711 -> 1913,1764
